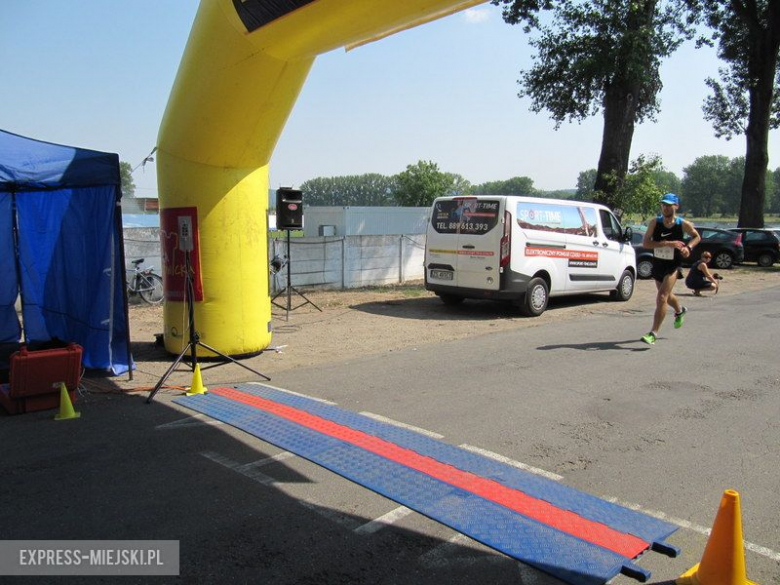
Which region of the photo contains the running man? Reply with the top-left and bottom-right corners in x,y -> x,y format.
641,193 -> 700,345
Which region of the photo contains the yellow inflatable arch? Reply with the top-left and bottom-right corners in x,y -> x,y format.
158,0 -> 486,355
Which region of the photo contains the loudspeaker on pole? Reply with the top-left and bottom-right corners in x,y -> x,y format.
276,188 -> 303,230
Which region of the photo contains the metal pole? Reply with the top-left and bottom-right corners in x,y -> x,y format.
114,197 -> 134,380
399,235 -> 404,284
286,230 -> 292,318
341,237 -> 346,290
9,190 -> 26,344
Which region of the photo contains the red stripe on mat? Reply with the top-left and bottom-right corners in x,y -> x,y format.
211,387 -> 648,558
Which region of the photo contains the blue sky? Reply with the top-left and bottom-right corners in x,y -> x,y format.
2,0 -> 778,197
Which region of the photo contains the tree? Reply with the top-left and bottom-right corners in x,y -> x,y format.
300,173 -> 397,206
652,168 -> 682,196
119,161 -> 136,198
721,156 -> 747,215
680,155 -> 732,216
575,169 -> 598,200
536,189 -> 577,199
764,167 -> 777,213
770,168 -> 780,213
392,161 -> 470,207
493,0 -> 694,208
680,155 -> 774,217
689,1 -> 780,227
472,176 -> 536,195
603,154 -> 667,220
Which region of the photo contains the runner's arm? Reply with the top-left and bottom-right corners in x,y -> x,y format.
642,219 -> 662,248
682,220 -> 701,252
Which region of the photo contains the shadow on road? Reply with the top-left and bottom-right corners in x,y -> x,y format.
538,339 -> 651,352
351,292 -> 610,321
0,390 -> 572,585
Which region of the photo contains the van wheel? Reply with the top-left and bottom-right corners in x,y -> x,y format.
517,278 -> 548,317
610,270 -> 634,301
438,293 -> 464,306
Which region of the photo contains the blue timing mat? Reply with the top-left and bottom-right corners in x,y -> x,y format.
175,383 -> 679,585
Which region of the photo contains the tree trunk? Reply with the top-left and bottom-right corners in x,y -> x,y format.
592,0 -> 655,210
739,19 -> 780,228
593,80 -> 640,208
739,72 -> 773,227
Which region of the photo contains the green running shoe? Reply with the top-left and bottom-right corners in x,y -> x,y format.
674,307 -> 687,329
641,332 -> 656,345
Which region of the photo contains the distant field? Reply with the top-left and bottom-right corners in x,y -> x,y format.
269,230 -> 304,238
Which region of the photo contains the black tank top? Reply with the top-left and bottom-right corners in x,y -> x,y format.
652,215 -> 684,264
685,260 -> 708,289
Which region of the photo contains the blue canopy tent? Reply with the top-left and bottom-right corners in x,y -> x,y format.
0,129 -> 132,375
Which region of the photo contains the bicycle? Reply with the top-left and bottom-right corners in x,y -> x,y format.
126,259 -> 164,305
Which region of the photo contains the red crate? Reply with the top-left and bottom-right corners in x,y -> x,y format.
0,384 -> 77,415
0,343 -> 82,415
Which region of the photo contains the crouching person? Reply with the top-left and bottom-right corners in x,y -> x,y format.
685,251 -> 720,296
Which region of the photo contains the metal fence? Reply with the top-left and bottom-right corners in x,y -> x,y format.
123,228 -> 426,293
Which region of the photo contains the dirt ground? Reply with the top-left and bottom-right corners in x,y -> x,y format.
101,265 -> 779,395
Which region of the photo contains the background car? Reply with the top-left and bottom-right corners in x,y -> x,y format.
631,230 -> 654,279
690,226 -> 744,269
632,225 -> 744,278
727,228 -> 780,266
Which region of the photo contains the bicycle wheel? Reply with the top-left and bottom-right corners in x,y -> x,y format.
138,273 -> 164,305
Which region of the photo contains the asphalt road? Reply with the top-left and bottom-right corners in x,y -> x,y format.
1,286 -> 778,584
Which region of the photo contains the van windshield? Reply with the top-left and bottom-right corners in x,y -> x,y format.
430,199 -> 500,235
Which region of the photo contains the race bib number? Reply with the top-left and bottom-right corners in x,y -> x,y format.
654,246 -> 674,260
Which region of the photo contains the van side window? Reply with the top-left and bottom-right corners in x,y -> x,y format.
598,210 -> 623,241
515,202 -> 597,237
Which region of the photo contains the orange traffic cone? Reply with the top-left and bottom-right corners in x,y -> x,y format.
185,364 -> 208,396
54,382 -> 80,420
677,489 -> 757,585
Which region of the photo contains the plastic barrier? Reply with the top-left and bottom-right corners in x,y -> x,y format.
157,0 -> 486,355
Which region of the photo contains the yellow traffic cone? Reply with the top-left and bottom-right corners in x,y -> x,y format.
185,364 -> 208,396
54,382 -> 80,420
677,489 -> 758,585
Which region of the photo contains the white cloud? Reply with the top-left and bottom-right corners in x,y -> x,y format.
463,8 -> 490,24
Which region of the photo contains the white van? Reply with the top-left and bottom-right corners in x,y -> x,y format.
424,195 -> 636,316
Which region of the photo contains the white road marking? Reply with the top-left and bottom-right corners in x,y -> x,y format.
245,382 -> 337,404
354,506 -> 414,534
604,496 -> 780,562
155,414 -> 225,429
419,533 -> 541,578
201,451 -> 275,485
297,500 -> 361,530
419,534 -> 476,568
235,451 -> 296,472
201,450 -> 360,530
359,412 -> 444,439
458,444 -> 563,481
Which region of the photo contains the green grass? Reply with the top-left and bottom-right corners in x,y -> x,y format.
269,230 -> 304,239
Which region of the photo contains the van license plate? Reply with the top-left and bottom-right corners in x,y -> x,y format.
431,269 -> 453,281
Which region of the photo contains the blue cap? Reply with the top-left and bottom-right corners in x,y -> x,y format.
661,193 -> 679,205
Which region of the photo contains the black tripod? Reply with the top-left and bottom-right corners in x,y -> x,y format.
271,229 -> 321,321
147,249 -> 269,404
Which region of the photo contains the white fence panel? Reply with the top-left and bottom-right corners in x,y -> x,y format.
124,229 -> 426,293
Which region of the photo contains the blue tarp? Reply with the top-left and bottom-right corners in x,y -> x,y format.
0,129 -> 131,375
